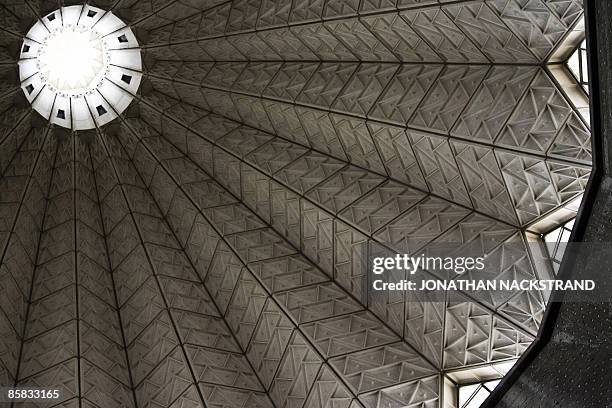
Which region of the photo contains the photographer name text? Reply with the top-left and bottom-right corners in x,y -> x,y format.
372,279 -> 596,291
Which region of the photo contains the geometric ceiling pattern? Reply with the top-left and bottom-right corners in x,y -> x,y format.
0,1 -> 589,408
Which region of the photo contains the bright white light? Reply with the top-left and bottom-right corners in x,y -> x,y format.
19,6 -> 142,131
38,26 -> 108,95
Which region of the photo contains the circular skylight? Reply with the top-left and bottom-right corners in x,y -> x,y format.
18,5 -> 143,131
38,25 -> 108,95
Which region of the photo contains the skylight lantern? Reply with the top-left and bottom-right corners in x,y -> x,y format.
18,5 -> 143,131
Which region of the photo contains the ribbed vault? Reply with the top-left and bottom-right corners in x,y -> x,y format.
0,0 -> 590,408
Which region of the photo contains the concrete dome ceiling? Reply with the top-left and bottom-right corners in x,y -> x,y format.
0,1 -> 589,408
